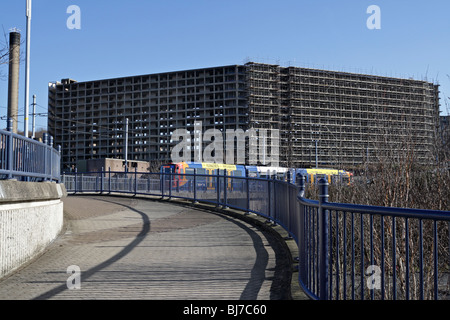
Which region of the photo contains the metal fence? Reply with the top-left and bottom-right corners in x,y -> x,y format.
0,122 -> 61,182
61,169 -> 450,300
297,177 -> 450,300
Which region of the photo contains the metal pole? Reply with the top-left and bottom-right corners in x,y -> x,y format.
223,170 -> 228,209
134,166 -> 137,195
43,133 -> 48,181
193,168 -> 198,204
24,0 -> 32,138
56,145 -> 61,183
32,95 -> 36,139
74,168 -> 78,194
216,169 -> 220,208
297,174 -> 305,198
6,119 -> 14,179
49,135 -> 53,181
125,118 -> 129,176
267,177 -> 271,222
246,174 -> 250,214
100,167 -> 104,194
168,168 -> 172,199
315,140 -> 318,168
318,178 -> 329,300
108,167 -> 111,194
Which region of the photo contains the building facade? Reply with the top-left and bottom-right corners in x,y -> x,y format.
48,62 -> 440,172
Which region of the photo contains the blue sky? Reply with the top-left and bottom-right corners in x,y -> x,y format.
1,0 -> 449,132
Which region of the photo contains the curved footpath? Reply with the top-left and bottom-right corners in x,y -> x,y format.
0,195 -> 306,300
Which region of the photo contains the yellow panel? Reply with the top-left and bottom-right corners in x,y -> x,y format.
306,168 -> 340,175
202,163 -> 237,170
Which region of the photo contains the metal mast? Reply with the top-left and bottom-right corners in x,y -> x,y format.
24,0 -> 32,137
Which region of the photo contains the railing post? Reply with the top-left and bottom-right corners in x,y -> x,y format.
43,133 -> 49,181
193,168 -> 198,204
297,174 -> 305,198
57,145 -> 62,183
168,169 -> 172,199
100,167 -> 104,194
267,177 -> 272,223
74,167 -> 78,194
297,173 -> 306,284
49,135 -> 53,181
268,177 -> 271,217
223,170 -> 228,209
161,171 -> 165,198
269,176 -> 277,226
216,169 -> 220,208
6,119 -> 14,180
272,176 -> 278,225
286,182 -> 294,240
108,167 -> 111,194
134,167 -> 137,195
318,178 -> 329,300
246,175 -> 250,214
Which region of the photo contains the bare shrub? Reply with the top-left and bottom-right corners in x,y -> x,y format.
302,114 -> 450,299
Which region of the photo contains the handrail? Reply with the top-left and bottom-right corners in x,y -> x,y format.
296,175 -> 450,300
61,170 -> 450,300
0,119 -> 61,182
320,201 -> 450,221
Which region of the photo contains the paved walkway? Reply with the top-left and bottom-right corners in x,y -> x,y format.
0,195 -> 296,300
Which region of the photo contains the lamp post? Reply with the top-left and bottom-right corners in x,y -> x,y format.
312,124 -> 339,169
24,0 -> 32,138
31,94 -> 36,139
312,123 -> 320,168
314,139 -> 319,168
125,118 -> 129,176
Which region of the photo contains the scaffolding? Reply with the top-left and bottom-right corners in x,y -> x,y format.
245,62 -> 440,169
49,62 -> 440,171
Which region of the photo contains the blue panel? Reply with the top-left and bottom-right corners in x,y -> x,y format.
186,162 -> 203,169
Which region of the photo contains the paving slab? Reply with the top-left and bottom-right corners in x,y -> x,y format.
0,195 -> 300,300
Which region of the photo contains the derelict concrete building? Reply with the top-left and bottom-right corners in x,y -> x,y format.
48,62 -> 440,172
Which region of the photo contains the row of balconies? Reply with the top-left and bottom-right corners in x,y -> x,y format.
56,94 -> 246,107
54,83 -> 246,98
285,69 -> 432,86
52,114 -> 249,132
57,76 -> 245,93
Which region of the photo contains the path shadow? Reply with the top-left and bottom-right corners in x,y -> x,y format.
33,196 -> 150,300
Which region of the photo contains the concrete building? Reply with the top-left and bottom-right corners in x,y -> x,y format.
48,62 -> 440,171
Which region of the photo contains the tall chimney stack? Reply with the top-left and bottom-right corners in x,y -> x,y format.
7,31 -> 21,134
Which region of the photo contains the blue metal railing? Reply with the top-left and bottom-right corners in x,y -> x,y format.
0,120 -> 61,182
296,176 -> 450,300
61,169 -> 450,300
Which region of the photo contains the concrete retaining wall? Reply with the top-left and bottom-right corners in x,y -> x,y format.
0,181 -> 67,280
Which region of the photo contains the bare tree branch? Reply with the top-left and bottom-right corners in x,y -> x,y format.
0,25 -> 10,80
0,25 -> 25,80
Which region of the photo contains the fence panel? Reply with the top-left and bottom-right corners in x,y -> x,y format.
297,176 -> 450,300
0,126 -> 60,182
